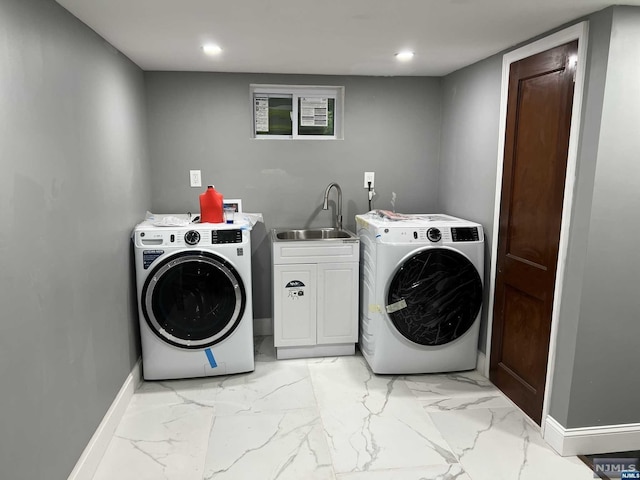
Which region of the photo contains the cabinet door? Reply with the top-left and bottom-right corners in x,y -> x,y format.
317,262 -> 359,344
273,264 -> 317,347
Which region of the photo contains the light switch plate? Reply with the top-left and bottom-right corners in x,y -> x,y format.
190,170 -> 202,187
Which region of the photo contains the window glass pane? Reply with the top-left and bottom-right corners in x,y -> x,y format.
298,97 -> 335,136
255,96 -> 292,136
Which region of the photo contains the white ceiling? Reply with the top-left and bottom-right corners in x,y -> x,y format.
56,0 -> 638,76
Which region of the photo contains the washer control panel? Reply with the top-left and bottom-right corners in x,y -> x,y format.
137,227 -> 247,247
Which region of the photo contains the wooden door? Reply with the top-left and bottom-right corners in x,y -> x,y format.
490,41 -> 578,424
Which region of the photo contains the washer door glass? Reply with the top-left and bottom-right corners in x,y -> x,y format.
386,248 -> 482,346
142,251 -> 246,349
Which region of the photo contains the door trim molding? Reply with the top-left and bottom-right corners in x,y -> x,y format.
544,416 -> 640,456
485,22 -> 589,433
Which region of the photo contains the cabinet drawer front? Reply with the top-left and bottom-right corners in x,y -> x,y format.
273,241 -> 359,264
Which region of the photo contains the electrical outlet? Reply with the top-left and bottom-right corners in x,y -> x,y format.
364,171 -> 375,189
190,170 -> 202,188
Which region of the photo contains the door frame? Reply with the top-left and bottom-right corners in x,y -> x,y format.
484,22 -> 589,433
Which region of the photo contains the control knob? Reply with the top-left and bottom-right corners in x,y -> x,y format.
427,227 -> 442,243
184,230 -> 201,245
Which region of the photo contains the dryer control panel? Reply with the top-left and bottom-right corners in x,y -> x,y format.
376,227 -> 453,244
373,225 -> 483,245
211,229 -> 243,244
451,227 -> 480,242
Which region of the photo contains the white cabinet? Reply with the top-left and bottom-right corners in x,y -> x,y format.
273,264 -> 317,347
317,263 -> 359,344
272,235 -> 359,359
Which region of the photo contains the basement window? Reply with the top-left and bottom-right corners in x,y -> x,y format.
251,84 -> 344,140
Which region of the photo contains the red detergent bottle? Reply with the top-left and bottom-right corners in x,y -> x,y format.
199,185 -> 224,223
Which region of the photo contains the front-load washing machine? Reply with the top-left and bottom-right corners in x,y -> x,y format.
133,215 -> 254,380
356,211 -> 484,374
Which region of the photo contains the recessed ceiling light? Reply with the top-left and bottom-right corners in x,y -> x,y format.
395,51 -> 414,61
202,44 -> 222,56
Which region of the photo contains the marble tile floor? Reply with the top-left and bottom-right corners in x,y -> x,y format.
92,336 -> 594,480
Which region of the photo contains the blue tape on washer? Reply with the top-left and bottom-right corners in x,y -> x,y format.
204,348 -> 217,368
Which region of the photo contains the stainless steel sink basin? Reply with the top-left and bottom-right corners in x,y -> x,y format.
273,228 -> 357,241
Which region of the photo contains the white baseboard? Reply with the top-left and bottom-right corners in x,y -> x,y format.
544,415 -> 640,456
67,359 -> 142,480
277,343 -> 355,360
476,350 -> 487,377
254,317 -> 273,336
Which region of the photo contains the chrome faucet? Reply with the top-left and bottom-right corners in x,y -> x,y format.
322,182 -> 343,230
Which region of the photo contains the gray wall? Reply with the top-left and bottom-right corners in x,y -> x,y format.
561,6 -> 640,428
438,54 -> 502,351
0,1 -> 150,478
549,7 -> 614,427
145,73 -> 442,318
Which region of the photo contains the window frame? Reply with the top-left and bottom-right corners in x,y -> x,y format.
250,84 -> 344,140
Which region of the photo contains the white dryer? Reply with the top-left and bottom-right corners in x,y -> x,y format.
356,211 -> 484,374
133,216 -> 254,380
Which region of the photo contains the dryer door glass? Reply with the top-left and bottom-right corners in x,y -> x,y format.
142,251 -> 246,349
386,248 -> 482,346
